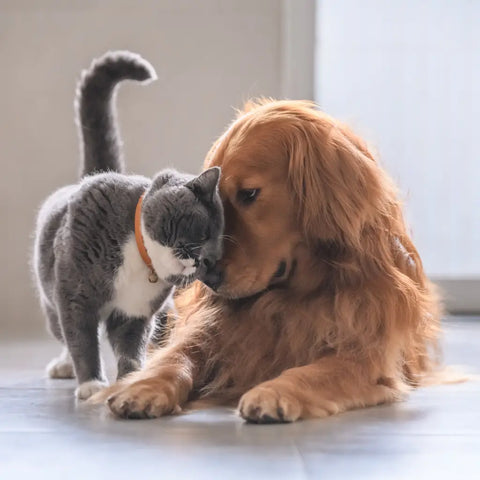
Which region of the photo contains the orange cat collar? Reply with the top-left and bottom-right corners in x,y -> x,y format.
135,193 -> 159,283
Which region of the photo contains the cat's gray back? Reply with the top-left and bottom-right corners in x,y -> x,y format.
36,173 -> 151,311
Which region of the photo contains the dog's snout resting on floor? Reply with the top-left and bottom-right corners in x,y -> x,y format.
93,98 -> 441,423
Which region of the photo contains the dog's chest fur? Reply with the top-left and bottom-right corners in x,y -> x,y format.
198,297 -> 325,397
108,235 -> 172,318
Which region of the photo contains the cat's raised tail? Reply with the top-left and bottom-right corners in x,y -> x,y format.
75,51 -> 157,177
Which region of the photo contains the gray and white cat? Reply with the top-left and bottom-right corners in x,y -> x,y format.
32,51 -> 224,400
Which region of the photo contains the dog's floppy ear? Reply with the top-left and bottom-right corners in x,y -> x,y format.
288,119 -> 389,246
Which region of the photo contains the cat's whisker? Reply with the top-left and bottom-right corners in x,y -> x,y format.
181,275 -> 191,288
220,234 -> 239,246
220,234 -> 249,256
181,244 -> 202,252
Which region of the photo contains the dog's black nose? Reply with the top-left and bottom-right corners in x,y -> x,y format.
202,263 -> 223,291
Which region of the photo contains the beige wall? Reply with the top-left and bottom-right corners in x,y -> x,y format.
0,0 -> 290,337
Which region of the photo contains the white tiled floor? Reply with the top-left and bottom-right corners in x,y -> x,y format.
1,318 -> 479,480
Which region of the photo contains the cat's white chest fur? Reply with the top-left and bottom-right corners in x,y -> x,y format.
110,235 -> 170,318
109,233 -> 196,319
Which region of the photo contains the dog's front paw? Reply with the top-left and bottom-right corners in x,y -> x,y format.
238,383 -> 303,423
75,379 -> 108,400
107,379 -> 181,419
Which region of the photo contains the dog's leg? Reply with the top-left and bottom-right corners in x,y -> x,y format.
90,344 -> 197,419
238,356 -> 402,423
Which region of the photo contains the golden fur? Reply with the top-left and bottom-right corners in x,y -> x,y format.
93,99 -> 441,422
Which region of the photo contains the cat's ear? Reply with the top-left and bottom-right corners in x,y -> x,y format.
186,167 -> 221,203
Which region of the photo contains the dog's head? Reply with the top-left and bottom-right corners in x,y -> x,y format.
203,99 -> 391,299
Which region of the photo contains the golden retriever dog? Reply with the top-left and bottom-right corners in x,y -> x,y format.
94,99 -> 441,422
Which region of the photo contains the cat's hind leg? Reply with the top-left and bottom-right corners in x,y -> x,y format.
106,311 -> 153,379
42,302 -> 75,379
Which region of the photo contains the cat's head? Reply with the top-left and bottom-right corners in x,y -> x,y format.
141,167 -> 224,286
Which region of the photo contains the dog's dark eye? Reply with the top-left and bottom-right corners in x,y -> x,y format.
273,261 -> 287,279
237,188 -> 260,206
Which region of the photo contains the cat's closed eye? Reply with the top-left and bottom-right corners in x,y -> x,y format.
198,233 -> 209,243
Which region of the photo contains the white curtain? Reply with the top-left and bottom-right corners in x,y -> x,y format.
315,0 -> 480,279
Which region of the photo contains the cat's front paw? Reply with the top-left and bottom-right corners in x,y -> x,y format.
75,379 -> 109,400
